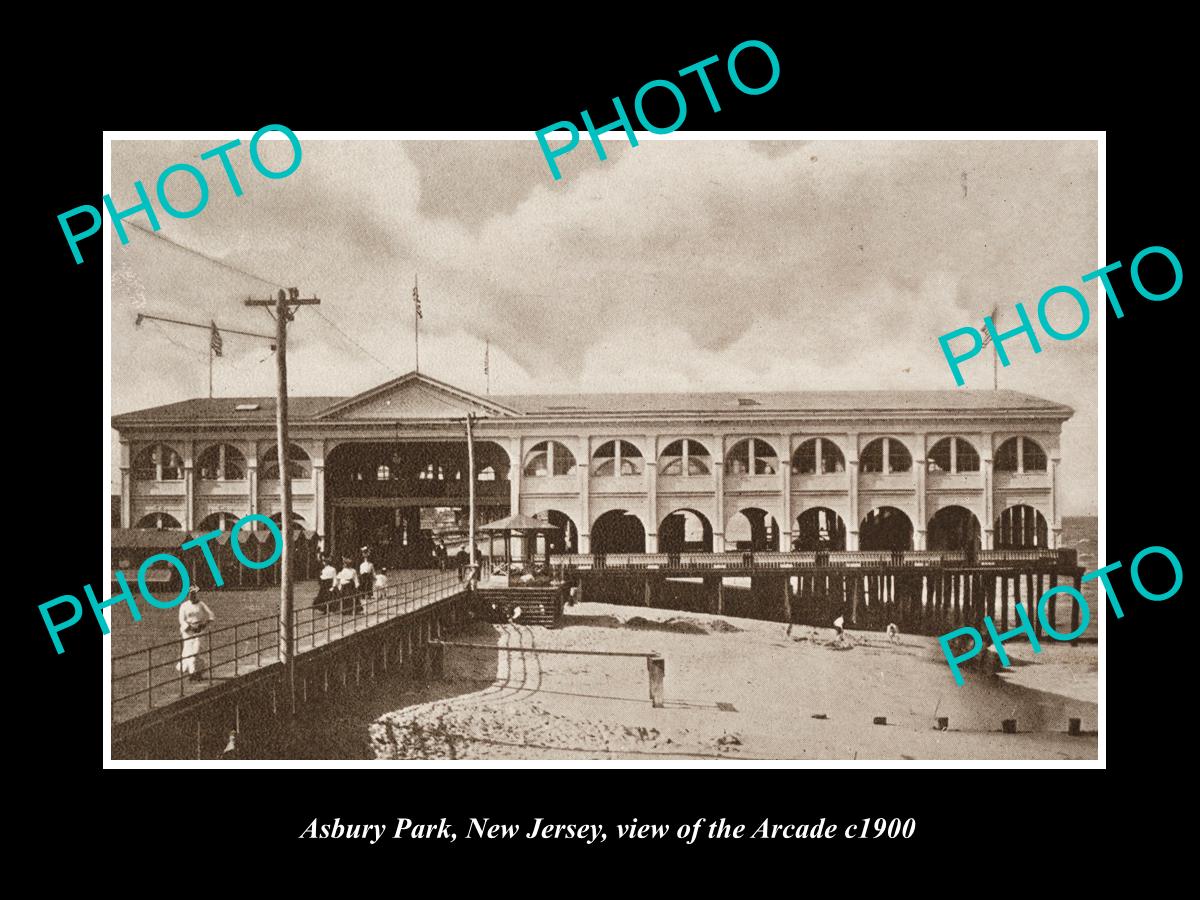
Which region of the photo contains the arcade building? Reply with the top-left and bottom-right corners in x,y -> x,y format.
112,372 -> 1073,566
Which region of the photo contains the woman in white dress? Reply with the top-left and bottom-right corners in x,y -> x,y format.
178,586 -> 215,680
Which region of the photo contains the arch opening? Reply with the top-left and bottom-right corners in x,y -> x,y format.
859,506 -> 914,551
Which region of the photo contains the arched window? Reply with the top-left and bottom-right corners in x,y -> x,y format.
261,443 -> 311,480
927,437 -> 980,474
726,438 -> 778,476
791,438 -> 846,474
132,443 -> 184,481
418,462 -> 447,482
135,511 -> 181,530
524,441 -> 577,477
995,437 -> 1048,473
659,439 -> 711,476
198,511 -> 238,533
197,443 -> 246,481
592,440 -> 644,477
376,464 -> 391,481
860,438 -> 912,474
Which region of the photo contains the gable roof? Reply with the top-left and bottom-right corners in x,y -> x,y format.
112,372 -> 1073,428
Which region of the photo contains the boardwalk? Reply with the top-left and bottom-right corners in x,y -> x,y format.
111,569 -> 468,725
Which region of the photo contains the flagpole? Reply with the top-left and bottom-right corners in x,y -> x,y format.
414,273 -> 420,373
485,338 -> 490,395
209,345 -> 213,398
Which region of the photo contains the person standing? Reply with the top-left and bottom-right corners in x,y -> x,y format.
358,546 -> 376,596
312,554 -> 336,613
177,586 -> 215,681
334,554 -> 360,614
373,566 -> 389,600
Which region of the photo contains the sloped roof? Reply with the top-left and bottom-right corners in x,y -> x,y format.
112,372 -> 1072,427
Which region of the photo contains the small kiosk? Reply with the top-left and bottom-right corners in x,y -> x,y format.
474,514 -> 567,625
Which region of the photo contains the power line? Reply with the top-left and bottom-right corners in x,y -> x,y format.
125,220 -> 403,377
309,307 -> 401,376
125,220 -> 284,289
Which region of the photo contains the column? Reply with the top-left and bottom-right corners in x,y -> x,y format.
247,450 -> 258,517
713,434 -> 725,551
577,434 -> 590,553
780,433 -> 792,549
184,464 -> 195,531
847,433 -> 859,550
119,439 -> 131,527
313,464 -> 325,545
1050,452 -> 1062,549
982,433 -> 994,549
645,434 -> 658,552
181,440 -> 194,531
510,435 -> 522,516
915,433 -> 927,551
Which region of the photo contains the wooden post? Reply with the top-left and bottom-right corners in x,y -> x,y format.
647,654 -> 665,708
783,576 -> 792,625
1071,571 -> 1082,635
716,579 -> 724,615
431,641 -> 444,679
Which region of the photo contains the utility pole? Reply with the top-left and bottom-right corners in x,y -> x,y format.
466,412 -> 477,574
243,288 -> 320,714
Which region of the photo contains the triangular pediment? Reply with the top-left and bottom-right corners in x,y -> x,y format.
316,372 -> 519,420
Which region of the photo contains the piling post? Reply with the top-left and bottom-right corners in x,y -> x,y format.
647,654 -> 665,708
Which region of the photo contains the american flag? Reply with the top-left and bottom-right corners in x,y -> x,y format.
210,320 -> 223,357
413,280 -> 422,319
981,305 -> 998,347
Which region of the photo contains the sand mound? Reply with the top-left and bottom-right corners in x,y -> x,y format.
623,615 -> 739,635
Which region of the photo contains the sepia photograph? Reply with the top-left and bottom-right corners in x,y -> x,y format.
106,135 -> 1099,762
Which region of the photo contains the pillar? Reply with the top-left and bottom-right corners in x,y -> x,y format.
645,434 -> 658,552
247,455 -> 258,517
510,435 -> 522,517
780,433 -> 792,550
982,435 -> 994,549
313,463 -> 325,547
847,434 -> 860,551
119,440 -> 132,528
713,434 -> 725,551
184,463 -> 195,531
578,434 -> 590,553
914,434 -> 926,551
1050,452 -> 1062,549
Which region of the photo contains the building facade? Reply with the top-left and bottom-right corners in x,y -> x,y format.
112,372 -> 1073,561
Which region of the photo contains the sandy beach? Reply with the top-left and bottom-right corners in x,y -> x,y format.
279,601 -> 1097,761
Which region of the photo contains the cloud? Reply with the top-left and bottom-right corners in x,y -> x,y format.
110,138 -> 1098,514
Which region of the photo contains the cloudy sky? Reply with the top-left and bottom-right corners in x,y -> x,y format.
110,137 -> 1098,514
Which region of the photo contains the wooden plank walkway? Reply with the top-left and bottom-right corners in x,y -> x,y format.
111,570 -> 469,725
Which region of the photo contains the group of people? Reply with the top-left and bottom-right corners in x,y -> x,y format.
312,546 -> 390,614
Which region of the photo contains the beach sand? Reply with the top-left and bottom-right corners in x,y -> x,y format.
280,601 -> 1097,761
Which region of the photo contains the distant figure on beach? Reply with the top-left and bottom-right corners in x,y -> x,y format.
358,546 -> 376,595
177,586 -> 215,680
312,554 -> 336,612
833,615 -> 845,642
886,622 -> 900,645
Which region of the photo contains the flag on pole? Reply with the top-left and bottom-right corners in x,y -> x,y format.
413,279 -> 422,319
210,320 -> 223,357
484,339 -> 489,375
980,305 -> 998,346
